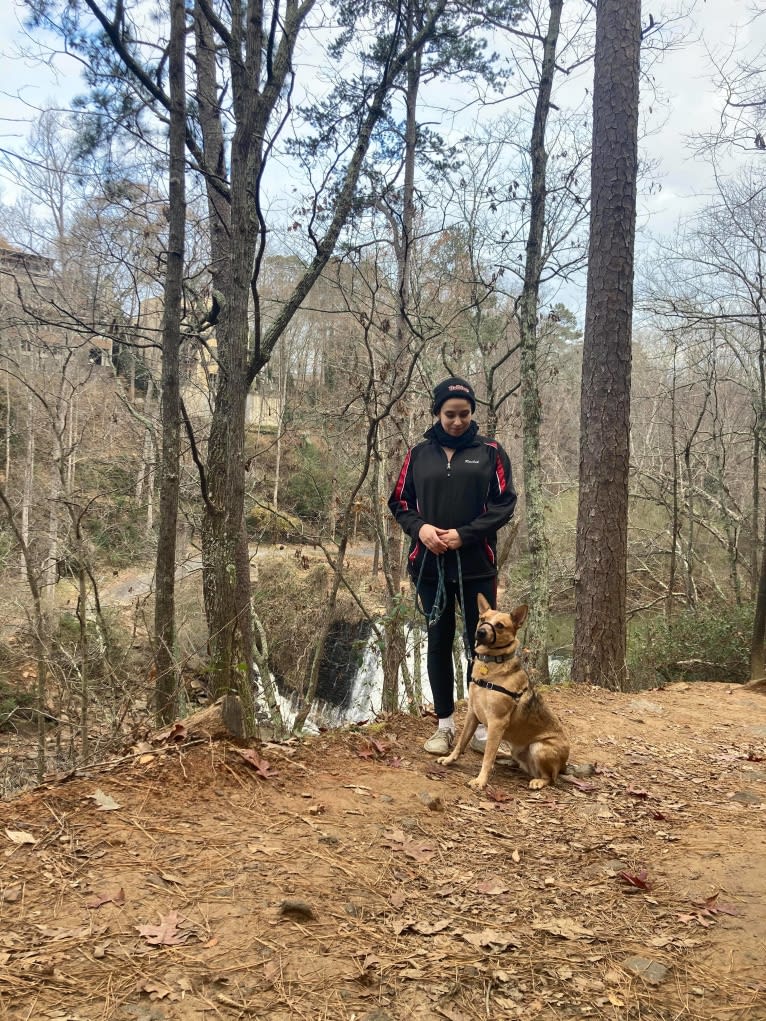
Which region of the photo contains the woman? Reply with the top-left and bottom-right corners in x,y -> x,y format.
388,376 -> 517,754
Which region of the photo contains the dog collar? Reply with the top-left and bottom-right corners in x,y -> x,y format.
469,676 -> 526,700
474,651 -> 516,664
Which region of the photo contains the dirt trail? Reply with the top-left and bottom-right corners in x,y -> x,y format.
1,681 -> 765,1021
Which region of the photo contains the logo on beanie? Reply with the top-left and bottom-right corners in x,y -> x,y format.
448,384 -> 470,395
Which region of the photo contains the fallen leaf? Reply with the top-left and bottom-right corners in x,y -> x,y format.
403,840 -> 436,863
692,893 -> 739,916
435,1005 -> 472,1021
164,722 -> 188,743
139,978 -> 176,1000
381,829 -> 436,862
383,827 -> 406,844
5,830 -> 36,845
357,953 -> 380,970
475,878 -> 509,895
412,918 -> 451,935
626,788 -> 650,799
399,966 -> 426,979
616,869 -> 652,891
137,911 -> 192,946
462,927 -> 520,952
89,790 -> 121,811
236,748 -> 279,779
485,786 -> 514,803
532,918 -> 595,940
676,913 -> 698,926
87,888 -> 125,909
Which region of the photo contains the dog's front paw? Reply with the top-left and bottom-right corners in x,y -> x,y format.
437,754 -> 456,766
528,778 -> 550,790
467,776 -> 488,791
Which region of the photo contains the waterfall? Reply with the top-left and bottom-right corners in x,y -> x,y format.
267,623 -> 571,735
272,624 -> 470,734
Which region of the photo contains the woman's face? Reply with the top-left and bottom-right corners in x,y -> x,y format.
438,398 -> 473,438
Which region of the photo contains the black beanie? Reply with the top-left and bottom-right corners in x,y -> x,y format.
432,376 -> 476,414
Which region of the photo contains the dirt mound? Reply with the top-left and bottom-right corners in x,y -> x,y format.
1,682 -> 765,1020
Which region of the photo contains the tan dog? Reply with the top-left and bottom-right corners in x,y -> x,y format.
438,595 -> 569,790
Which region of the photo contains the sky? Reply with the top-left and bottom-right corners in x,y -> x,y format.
0,0 -> 764,310
637,2 -> 765,233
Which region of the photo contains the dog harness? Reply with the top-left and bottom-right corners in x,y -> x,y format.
469,676 -> 527,700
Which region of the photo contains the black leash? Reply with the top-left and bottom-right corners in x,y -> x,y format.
414,548 -> 473,664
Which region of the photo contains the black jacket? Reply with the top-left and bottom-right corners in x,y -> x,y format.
388,432 -> 516,582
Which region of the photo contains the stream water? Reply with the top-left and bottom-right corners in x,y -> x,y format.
275,624 -> 431,733
273,624 -> 571,734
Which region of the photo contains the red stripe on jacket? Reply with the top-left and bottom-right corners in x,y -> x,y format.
392,449 -> 412,509
485,440 -> 507,493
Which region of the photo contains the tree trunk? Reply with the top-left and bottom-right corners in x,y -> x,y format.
77,562 -> 89,759
0,483 -> 49,781
192,0 -> 251,704
189,0 -> 448,709
666,341 -> 679,621
21,394 -> 34,577
750,500 -> 766,678
572,0 -> 641,690
154,0 -> 186,725
518,0 -> 562,684
380,13 -> 420,714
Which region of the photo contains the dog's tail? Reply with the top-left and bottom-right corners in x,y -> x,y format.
742,677 -> 766,694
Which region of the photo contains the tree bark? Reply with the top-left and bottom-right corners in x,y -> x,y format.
154,0 -> 186,725
518,0 -> 562,683
572,0 -> 641,690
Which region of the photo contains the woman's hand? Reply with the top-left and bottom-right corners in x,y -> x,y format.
437,528 -> 463,550
418,523 -> 448,553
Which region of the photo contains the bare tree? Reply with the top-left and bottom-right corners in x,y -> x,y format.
572,0 -> 641,689
153,0 -> 186,723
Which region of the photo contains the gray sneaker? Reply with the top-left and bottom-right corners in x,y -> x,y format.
423,729 -> 454,755
470,734 -> 514,759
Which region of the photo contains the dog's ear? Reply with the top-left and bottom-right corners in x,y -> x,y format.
511,604 -> 529,629
477,593 -> 492,614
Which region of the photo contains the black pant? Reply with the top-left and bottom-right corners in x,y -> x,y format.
417,576 -> 497,719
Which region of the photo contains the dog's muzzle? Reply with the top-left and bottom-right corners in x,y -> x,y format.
476,623 -> 496,645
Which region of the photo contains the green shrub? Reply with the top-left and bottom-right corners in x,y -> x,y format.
283,441 -> 331,522
245,503 -> 303,543
85,497 -> 152,568
0,678 -> 24,725
629,603 -> 752,686
0,529 -> 14,572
